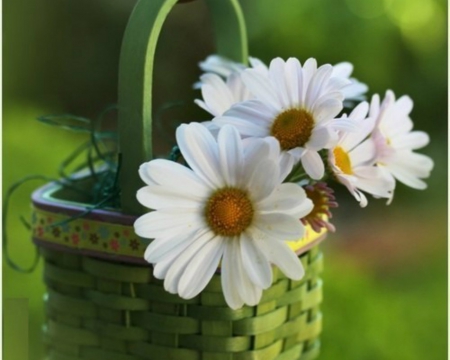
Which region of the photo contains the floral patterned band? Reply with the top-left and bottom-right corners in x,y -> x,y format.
32,207 -> 148,263
31,200 -> 327,264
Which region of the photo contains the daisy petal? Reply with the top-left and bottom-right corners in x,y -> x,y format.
138,163 -> 158,185
393,131 -> 430,150
200,75 -> 234,115
301,150 -> 325,180
313,98 -> 343,123
349,101 -> 369,120
218,125 -> 244,186
200,121 -> 221,138
353,171 -> 394,199
264,137 -> 295,180
307,127 -> 333,151
249,57 -> 269,73
331,118 -> 360,132
241,138 -> 271,185
393,95 -> 413,119
134,209 -> 201,239
328,76 -> 353,94
369,94 -> 381,118
153,254 -> 179,279
236,244 -> 263,306
144,230 -> 198,264
241,69 -> 280,109
398,152 -> 434,174
278,151 -> 296,182
305,64 -> 333,108
199,55 -> 244,77
163,230 -> 214,294
225,100 -> 277,124
389,165 -> 428,189
247,159 -> 279,201
302,58 -> 318,92
226,72 -> 249,102
332,62 -> 353,78
349,138 -> 376,166
136,184 -> 204,210
342,81 -> 368,101
355,189 -> 368,207
176,123 -> 224,188
213,116 -> 269,137
339,117 -> 375,152
293,197 -> 314,219
139,159 -> 209,196
259,183 -> 308,215
285,58 -> 301,105
240,233 -> 272,288
200,86 -> 229,116
194,99 -> 214,116
221,241 -> 244,309
178,237 -> 225,299
259,236 -> 305,280
269,58 -> 290,108
387,152 -> 433,189
254,213 -> 304,240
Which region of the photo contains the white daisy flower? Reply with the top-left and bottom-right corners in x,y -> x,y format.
328,102 -> 395,207
213,57 -> 355,180
134,123 -> 313,309
198,55 -> 367,104
194,56 -> 269,117
370,90 -> 434,190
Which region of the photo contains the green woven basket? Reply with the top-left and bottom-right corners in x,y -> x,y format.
30,1 -> 326,359
32,180 -> 325,360
41,245 -> 323,360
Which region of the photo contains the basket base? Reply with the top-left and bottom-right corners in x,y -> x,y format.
39,245 -> 323,360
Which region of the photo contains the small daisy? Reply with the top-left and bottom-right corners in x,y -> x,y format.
328,101 -> 395,207
213,57 -> 354,180
370,90 -> 434,190
134,123 -> 313,309
194,56 -> 269,117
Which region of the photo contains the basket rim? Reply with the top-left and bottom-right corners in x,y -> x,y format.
32,180 -> 327,265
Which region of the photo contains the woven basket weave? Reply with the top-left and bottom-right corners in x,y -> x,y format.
41,245 -> 323,360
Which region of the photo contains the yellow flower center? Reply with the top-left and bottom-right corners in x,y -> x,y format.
204,188 -> 254,236
333,146 -> 353,175
270,108 -> 314,150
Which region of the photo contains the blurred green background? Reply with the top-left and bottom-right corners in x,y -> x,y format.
3,0 -> 447,359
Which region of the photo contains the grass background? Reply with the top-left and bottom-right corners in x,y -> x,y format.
3,0 -> 447,359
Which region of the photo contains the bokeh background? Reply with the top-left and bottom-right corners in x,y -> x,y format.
3,0 -> 447,359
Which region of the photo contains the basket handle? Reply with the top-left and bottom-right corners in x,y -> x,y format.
118,0 -> 248,214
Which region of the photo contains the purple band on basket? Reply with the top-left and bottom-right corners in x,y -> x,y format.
32,183 -> 138,225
